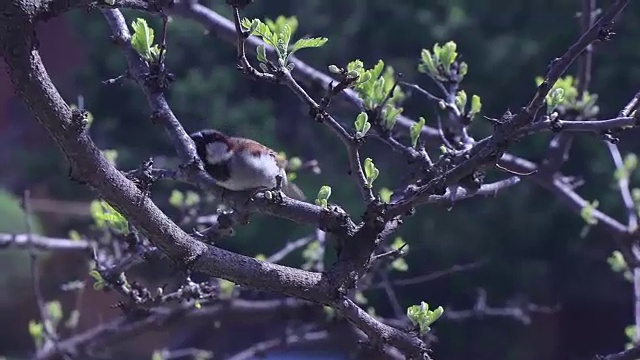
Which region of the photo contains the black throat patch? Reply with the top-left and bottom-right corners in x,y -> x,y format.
190,130 -> 232,182
204,160 -> 231,182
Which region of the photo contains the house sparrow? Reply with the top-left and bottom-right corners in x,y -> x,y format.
190,129 -> 306,201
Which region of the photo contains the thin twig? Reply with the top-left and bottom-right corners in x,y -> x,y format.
227,326 -> 328,360
368,260 -> 488,289
0,233 -> 92,251
23,190 -> 69,359
267,235 -> 314,264
277,67 -> 373,202
231,6 -> 276,81
607,142 -> 638,230
377,269 -> 404,318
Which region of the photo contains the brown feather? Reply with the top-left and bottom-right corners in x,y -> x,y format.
231,137 -> 284,168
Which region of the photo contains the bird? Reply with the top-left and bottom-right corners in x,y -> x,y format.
189,129 -> 306,201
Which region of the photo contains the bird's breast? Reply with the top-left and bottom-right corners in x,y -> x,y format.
216,152 -> 282,191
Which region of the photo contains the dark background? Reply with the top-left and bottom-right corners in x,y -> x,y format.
1,0 -> 639,359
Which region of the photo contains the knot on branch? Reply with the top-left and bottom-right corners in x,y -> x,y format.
124,158 -> 156,195
550,117 -> 563,132
598,23 -> 615,41
320,204 -> 356,236
361,200 -> 387,234
309,105 -> 328,123
458,170 -> 485,193
145,65 -> 175,93
70,108 -> 90,133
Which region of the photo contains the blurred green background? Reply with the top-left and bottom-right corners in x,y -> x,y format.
2,0 -> 640,359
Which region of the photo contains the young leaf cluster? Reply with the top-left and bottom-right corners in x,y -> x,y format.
241,16 -> 328,68
315,185 -> 332,208
90,199 -> 129,234
363,158 -> 379,189
346,60 -> 405,130
390,237 -> 409,272
419,41 -> 468,82
407,301 -> 444,335
579,199 -> 599,225
454,90 -> 482,122
535,75 -> 600,118
28,300 -> 76,350
130,18 -> 161,63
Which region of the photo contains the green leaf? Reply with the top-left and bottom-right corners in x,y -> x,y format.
547,88 -> 565,114
46,301 -> 63,328
391,258 -> 408,272
28,320 -> 44,349
391,236 -> 408,252
455,90 -> 467,113
438,41 -> 458,74
277,24 -> 293,61
459,61 -> 468,77
219,279 -> 236,298
354,291 -> 368,305
288,157 -> 302,171
328,65 -> 341,74
363,158 -> 379,189
608,250 -> 628,272
184,191 -> 200,207
290,37 -> 328,56
407,302 -> 444,335
90,200 -> 129,234
130,18 -> 155,61
470,94 -> 482,118
242,18 -> 278,49
580,200 -> 599,225
265,15 -> 299,36
68,229 -> 81,241
418,49 -> 438,76
256,44 -> 267,63
382,105 -> 402,130
370,59 -> 385,80
149,44 -> 161,61
89,270 -> 105,290
323,306 -> 336,319
151,350 -> 164,360
354,112 -> 371,138
410,117 -> 426,148
315,185 -> 332,208
101,149 -> 118,167
169,190 -> 184,208
379,187 -> 393,203
356,71 -> 372,85
625,153 -> 638,172
347,59 -> 364,72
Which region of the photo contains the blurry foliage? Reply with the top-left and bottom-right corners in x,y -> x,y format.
0,189 -> 43,306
